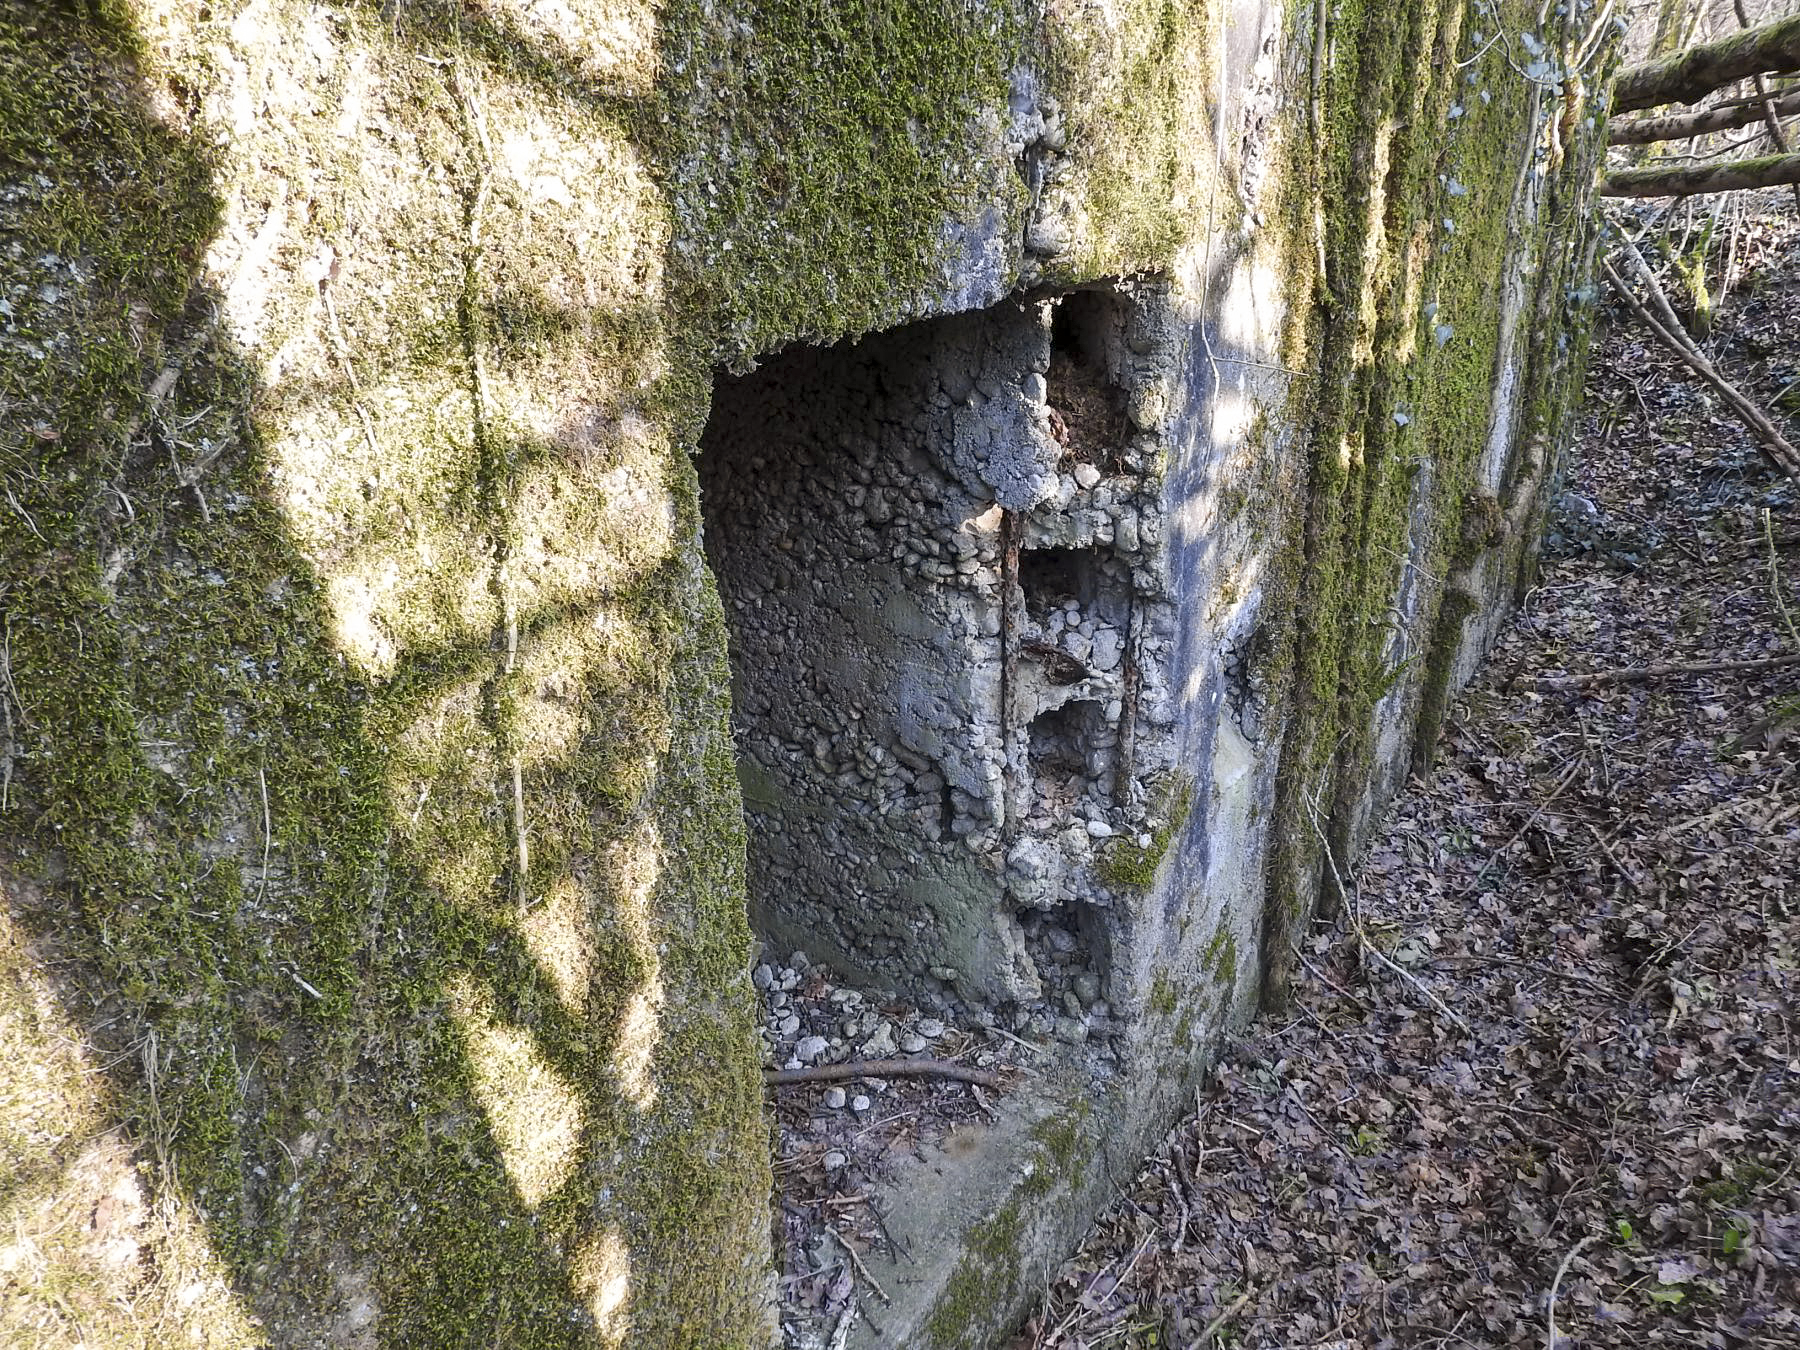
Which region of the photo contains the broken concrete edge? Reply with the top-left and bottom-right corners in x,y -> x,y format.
848,925 -> 1260,1350
703,280 -> 1190,1021
825,0 -> 1616,1342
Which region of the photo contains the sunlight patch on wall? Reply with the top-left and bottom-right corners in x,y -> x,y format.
477,0 -> 659,91
1392,217 -> 1435,366
0,905 -> 262,1346
507,457 -> 677,623
517,876 -> 594,1018
388,680 -> 504,908
608,821 -> 664,1111
613,981 -> 665,1112
573,1227 -> 633,1347
449,975 -> 585,1209
1352,120 -> 1397,368
321,542 -> 494,681
1215,257 -> 1285,357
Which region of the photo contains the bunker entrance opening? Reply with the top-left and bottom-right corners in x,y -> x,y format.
696,281 -> 1174,1016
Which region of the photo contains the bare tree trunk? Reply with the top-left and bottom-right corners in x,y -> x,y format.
1612,13 -> 1800,113
1599,151 -> 1800,197
1609,87 -> 1800,143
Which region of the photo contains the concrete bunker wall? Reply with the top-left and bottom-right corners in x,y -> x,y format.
698,282 -> 1185,1025
1,0 -> 1612,1340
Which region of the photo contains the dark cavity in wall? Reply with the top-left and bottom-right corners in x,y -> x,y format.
697,281 -> 1180,1026
1047,287 -> 1131,473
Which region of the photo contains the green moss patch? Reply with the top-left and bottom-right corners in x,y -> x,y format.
1,2 -> 770,1345
1099,774 -> 1194,889
1256,0 -> 1606,1006
657,0 -> 1031,359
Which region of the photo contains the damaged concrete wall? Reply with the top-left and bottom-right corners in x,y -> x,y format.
699,286 -> 1182,1027
0,0 -> 1610,1347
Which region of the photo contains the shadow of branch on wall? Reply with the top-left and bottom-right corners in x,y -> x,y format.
0,1 -> 764,1344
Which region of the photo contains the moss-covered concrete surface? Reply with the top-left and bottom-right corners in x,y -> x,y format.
2,0 -> 775,1343
0,0 -> 1609,1343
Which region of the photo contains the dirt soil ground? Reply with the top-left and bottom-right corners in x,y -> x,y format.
1019,206 -> 1800,1349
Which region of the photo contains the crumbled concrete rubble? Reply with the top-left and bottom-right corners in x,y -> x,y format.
700,279 -> 1182,1034
702,280 -> 1207,1347
756,950 -> 961,1067
753,946 -> 1074,1075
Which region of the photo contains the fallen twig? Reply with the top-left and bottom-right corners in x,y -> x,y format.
829,1227 -> 890,1305
1294,949 -> 1374,1014
983,1022 -> 1046,1059
1545,1234 -> 1596,1349
1600,254 -> 1800,479
1308,795 -> 1473,1034
1531,652 -> 1800,690
1195,1290 -> 1253,1346
1766,508 -> 1800,652
1431,953 -> 1618,997
1460,758 -> 1585,897
827,1299 -> 857,1350
1584,821 -> 1645,895
1037,1239 -> 1155,1350
763,1057 -> 1003,1088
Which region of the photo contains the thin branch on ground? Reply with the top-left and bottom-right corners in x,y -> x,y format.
1766,508 -> 1800,652
829,1228 -> 890,1305
1531,652 -> 1800,690
1544,1234 -> 1596,1349
763,1058 -> 1004,1088
1616,236 -> 1690,341
1295,949 -> 1374,1014
1430,953 -> 1618,997
1194,1290 -> 1253,1346
826,1300 -> 857,1350
1600,254 -> 1800,478
1459,758 -> 1584,896
1309,796 -> 1473,1034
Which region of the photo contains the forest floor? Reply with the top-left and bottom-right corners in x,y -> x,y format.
1020,206 -> 1800,1349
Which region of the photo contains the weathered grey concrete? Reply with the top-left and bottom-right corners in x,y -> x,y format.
701,284 -> 1182,1017
696,0 -> 1610,1338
